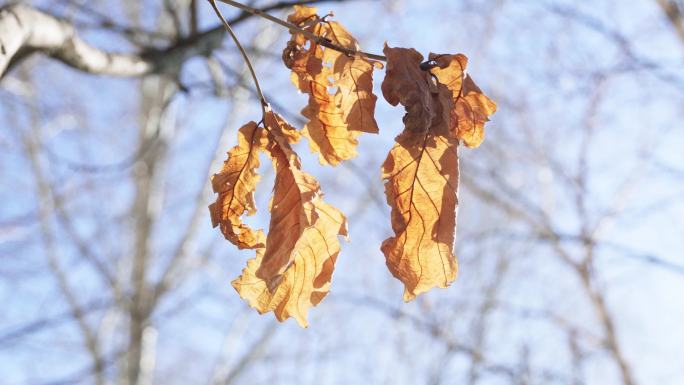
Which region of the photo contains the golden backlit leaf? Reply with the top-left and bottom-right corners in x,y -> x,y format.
323,20 -> 359,57
381,115 -> 459,301
286,4 -> 318,25
256,110 -> 320,289
299,61 -> 360,166
209,121 -> 269,249
283,6 -> 380,166
427,53 -> 497,148
336,55 -> 381,134
265,105 -> 301,145
380,45 -> 459,300
232,200 -> 347,327
228,107 -> 348,326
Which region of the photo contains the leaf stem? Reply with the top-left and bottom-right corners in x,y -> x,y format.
208,0 -> 268,119
215,0 -> 387,62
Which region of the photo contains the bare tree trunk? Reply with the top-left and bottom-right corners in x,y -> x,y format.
126,76 -> 176,385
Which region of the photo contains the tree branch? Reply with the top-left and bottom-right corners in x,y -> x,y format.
0,4 -> 162,77
216,0 -> 387,61
0,1 -> 355,79
209,0 -> 268,114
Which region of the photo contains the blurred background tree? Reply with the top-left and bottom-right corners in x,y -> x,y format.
1,0 -> 683,384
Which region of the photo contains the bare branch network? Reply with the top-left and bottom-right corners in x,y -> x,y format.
0,0 -> 384,79
2,1 -> 684,384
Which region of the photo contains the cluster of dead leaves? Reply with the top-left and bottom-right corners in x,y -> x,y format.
210,5 -> 496,326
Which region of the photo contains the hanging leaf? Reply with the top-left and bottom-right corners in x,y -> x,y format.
283,5 -> 381,166
224,107 -> 348,326
255,110 -> 321,289
209,121 -> 269,249
380,45 -> 459,301
232,200 -> 347,327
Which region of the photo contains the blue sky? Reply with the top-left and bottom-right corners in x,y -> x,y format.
1,0 -> 683,384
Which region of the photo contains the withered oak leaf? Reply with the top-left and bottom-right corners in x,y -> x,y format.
380,45 -> 460,300
216,107 -> 348,327
283,5 -> 381,166
209,121 -> 269,250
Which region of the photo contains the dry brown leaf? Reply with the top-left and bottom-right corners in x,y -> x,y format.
380,45 -> 459,301
283,5 -> 380,166
381,45 -> 438,133
232,200 -> 347,327
336,55 -> 381,133
209,121 -> 269,249
427,53 -> 497,148
286,4 -> 318,25
256,110 -> 320,289
299,58 -> 360,166
228,107 -> 348,326
382,126 -> 459,301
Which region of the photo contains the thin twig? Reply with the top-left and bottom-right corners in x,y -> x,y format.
208,0 -> 268,119
215,0 -> 387,61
